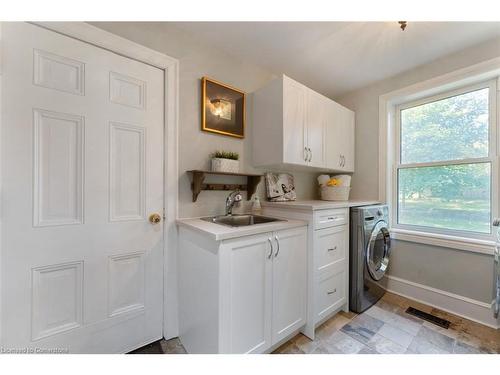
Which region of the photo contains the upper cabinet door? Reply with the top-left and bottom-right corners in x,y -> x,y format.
326,101 -> 355,172
340,108 -> 355,172
271,227 -> 307,344
306,90 -> 326,168
283,77 -> 308,165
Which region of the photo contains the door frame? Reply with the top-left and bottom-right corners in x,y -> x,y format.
0,22 -> 180,342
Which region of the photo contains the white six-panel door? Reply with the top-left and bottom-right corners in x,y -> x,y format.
1,23 -> 164,353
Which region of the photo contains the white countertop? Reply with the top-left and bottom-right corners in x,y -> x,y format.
177,216 -> 308,241
261,199 -> 380,211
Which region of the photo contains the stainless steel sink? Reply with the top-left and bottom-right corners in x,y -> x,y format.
201,214 -> 285,227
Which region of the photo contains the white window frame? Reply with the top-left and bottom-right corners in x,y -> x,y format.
379,58 -> 500,255
392,80 -> 497,242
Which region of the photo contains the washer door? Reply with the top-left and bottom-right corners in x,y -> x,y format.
366,221 -> 391,281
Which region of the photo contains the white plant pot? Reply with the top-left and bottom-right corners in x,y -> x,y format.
211,158 -> 239,173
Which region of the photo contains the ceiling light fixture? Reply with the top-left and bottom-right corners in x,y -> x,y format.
398,21 -> 407,31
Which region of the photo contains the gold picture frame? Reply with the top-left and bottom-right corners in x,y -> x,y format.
201,76 -> 246,138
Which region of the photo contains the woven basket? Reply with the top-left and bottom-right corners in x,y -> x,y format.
320,186 -> 350,201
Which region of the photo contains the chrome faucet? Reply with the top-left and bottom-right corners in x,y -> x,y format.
225,190 -> 242,216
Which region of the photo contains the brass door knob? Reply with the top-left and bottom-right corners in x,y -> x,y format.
149,213 -> 162,224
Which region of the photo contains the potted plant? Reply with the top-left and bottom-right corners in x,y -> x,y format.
211,150 -> 240,173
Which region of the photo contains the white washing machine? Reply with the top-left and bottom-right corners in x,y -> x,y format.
349,205 -> 391,313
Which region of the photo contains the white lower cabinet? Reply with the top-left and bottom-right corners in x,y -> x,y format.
263,206 -> 350,339
271,228 -> 308,344
222,233 -> 273,354
178,225 -> 307,353
314,225 -> 348,323
315,261 -> 347,322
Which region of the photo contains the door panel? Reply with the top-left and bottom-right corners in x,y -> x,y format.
228,234 -> 273,354
283,77 -> 307,165
1,23 -> 164,353
33,108 -> 84,226
272,227 -> 307,344
325,101 -> 343,170
325,101 -> 355,172
340,108 -> 355,172
306,91 -> 326,167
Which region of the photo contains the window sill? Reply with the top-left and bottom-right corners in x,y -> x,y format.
390,228 -> 495,255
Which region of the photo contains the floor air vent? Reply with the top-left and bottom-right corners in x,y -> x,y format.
405,307 -> 451,329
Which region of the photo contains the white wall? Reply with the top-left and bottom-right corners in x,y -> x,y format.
336,37 -> 500,303
91,22 -> 319,219
93,21 -> 500,306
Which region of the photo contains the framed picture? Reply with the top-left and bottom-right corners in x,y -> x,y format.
201,76 -> 246,138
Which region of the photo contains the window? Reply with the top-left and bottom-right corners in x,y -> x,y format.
394,81 -> 497,239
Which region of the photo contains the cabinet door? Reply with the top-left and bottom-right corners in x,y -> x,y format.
223,233 -> 273,354
307,90 -> 326,168
325,101 -> 343,170
283,77 -> 307,165
339,108 -> 355,172
272,227 -> 307,344
325,101 -> 355,172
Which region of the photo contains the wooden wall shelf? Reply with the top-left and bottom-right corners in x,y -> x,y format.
187,170 -> 263,202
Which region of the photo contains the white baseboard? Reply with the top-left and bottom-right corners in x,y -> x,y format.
385,275 -> 499,329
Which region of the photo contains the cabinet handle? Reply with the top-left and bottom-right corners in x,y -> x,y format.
328,246 -> 337,252
303,147 -> 308,162
327,289 -> 337,295
339,155 -> 342,167
274,235 -> 280,257
341,155 -> 345,167
267,238 -> 273,259
309,148 -> 312,162
327,216 -> 338,221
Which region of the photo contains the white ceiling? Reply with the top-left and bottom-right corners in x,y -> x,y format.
171,22 -> 500,97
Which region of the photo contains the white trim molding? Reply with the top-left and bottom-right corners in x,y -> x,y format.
379,57 -> 500,253
385,275 -> 499,329
0,22 -> 3,345
392,229 -> 496,255
28,22 -> 180,339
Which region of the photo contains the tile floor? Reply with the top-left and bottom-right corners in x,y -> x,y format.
130,292 -> 500,354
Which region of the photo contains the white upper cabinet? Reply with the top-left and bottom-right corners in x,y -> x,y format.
306,90 -> 327,168
282,77 -> 307,165
253,75 -> 354,172
326,101 -> 355,172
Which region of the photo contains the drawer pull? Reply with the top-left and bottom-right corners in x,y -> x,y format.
327,217 -> 338,220
327,289 -> 337,295
328,246 -> 337,252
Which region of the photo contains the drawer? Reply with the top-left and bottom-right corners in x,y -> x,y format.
314,226 -> 346,272
314,208 -> 348,230
315,266 -> 346,322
